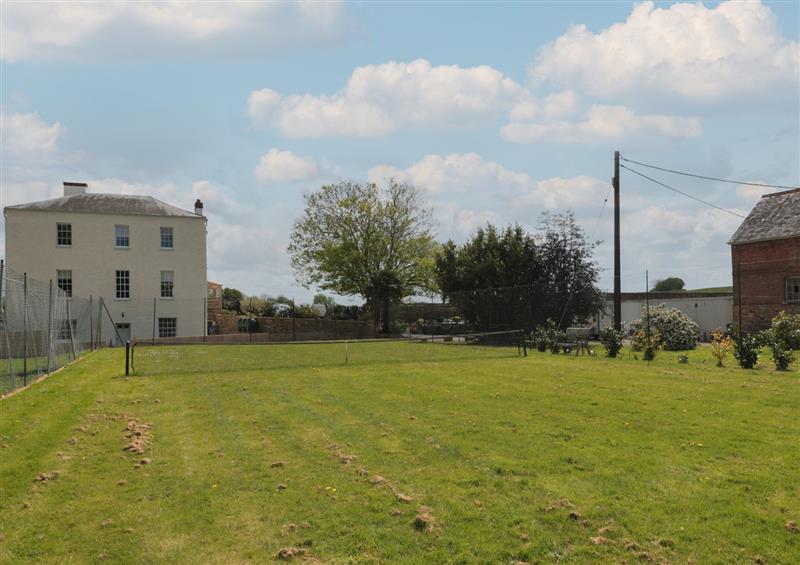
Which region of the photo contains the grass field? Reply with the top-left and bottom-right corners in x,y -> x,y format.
1,341 -> 798,564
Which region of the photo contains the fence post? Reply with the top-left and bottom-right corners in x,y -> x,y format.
152,297 -> 157,340
125,340 -> 130,375
89,295 -> 94,351
66,298 -> 77,360
204,297 -> 207,342
47,279 -> 54,372
292,299 -> 296,341
23,273 -> 28,385
98,297 -> 103,347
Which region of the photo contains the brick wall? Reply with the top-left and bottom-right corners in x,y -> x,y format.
731,236 -> 800,331
208,313 -> 375,341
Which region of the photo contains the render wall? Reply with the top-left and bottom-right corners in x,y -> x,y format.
4,208 -> 207,340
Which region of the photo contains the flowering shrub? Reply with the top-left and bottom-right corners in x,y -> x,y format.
598,327 -> 624,358
710,329 -> 733,367
769,311 -> 800,350
631,328 -> 661,361
762,329 -> 795,371
631,304 -> 698,351
734,333 -> 761,369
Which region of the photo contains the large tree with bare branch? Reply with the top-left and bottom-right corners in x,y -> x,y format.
288,180 -> 437,331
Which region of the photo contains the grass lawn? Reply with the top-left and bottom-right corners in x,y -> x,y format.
1,342 -> 798,564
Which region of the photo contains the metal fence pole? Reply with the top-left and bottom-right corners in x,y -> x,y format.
89,295 -> 94,351
67,298 -> 77,360
47,279 -> 54,372
292,298 -> 296,341
23,273 -> 28,384
125,340 -> 130,376
204,297 -> 207,342
98,298 -> 103,347
152,297 -> 156,340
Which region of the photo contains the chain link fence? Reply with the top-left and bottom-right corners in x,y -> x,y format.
0,263 -> 97,394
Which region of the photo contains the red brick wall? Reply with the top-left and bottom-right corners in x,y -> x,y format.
209,313 -> 375,341
731,237 -> 800,331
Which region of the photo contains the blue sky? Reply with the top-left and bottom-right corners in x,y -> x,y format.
1,1 -> 798,302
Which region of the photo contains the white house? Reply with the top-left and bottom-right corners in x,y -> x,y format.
4,182 -> 207,342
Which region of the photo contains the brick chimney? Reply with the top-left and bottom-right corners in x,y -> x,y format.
64,182 -> 88,197
194,199 -> 204,215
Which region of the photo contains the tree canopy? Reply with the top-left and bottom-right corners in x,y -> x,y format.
288,180 -> 437,329
652,277 -> 685,292
435,213 -> 603,330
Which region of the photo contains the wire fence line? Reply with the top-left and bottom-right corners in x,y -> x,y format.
0,263 -> 119,395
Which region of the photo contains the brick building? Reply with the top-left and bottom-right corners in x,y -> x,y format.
728,188 -> 800,331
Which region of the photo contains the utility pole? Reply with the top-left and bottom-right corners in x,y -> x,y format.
613,150 -> 622,331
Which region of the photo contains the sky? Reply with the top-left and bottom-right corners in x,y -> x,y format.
1,0 -> 798,303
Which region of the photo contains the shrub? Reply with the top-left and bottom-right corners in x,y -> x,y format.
734,333 -> 761,369
769,311 -> 800,350
531,327 -> 549,352
598,327 -> 624,358
710,329 -> 734,367
762,329 -> 795,371
631,304 -> 698,351
631,328 -> 661,361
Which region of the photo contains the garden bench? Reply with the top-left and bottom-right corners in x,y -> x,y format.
555,327 -> 592,356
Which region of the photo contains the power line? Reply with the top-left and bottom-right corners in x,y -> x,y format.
620,163 -> 746,219
620,156 -> 798,190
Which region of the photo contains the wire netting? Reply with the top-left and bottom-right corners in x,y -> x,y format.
130,330 -> 526,376
0,265 -> 92,395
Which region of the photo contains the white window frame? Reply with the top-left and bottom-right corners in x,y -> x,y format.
56,223 -> 72,247
115,270 -> 130,299
115,225 -> 130,248
57,269 -> 73,297
160,270 -> 174,298
158,317 -> 177,338
786,277 -> 800,303
160,226 -> 174,249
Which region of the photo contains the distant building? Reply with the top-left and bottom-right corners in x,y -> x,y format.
728,188 -> 800,331
597,291 -> 732,339
4,182 -> 207,342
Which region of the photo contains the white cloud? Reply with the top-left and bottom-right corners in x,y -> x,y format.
528,176 -> 609,209
254,149 -> 319,184
502,104 -> 701,143
248,59 -> 524,137
2,1 -> 346,61
0,112 -> 64,155
368,152 -> 607,211
531,0 -> 800,100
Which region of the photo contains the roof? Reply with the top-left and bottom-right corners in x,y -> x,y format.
207,281 -> 223,288
5,192 -> 201,219
728,188 -> 800,245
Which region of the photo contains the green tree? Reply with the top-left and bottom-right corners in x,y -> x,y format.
289,180 -> 437,331
435,213 -> 603,330
222,287 -> 244,313
652,277 -> 685,292
313,293 -> 335,306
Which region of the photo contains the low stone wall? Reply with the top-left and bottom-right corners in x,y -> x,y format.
208,314 -> 375,342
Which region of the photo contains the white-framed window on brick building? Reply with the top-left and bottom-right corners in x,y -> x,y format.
57,223 -> 72,246
160,226 -> 174,249
115,225 -> 130,248
786,277 -> 800,303
115,270 -> 130,299
57,269 -> 72,297
160,270 -> 174,298
158,317 -> 177,338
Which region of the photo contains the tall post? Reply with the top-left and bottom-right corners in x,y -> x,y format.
613,150 -> 622,331
203,296 -> 207,341
89,295 -> 94,351
66,298 -> 77,360
23,273 -> 28,383
98,298 -> 103,347
292,299 -> 297,342
47,280 -> 54,372
645,270 -> 651,342
152,297 -> 157,341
